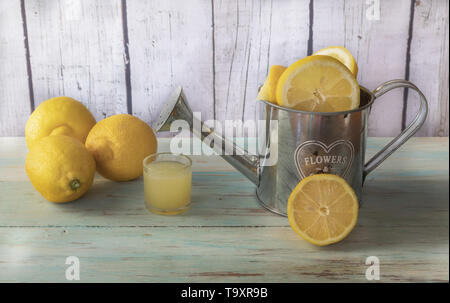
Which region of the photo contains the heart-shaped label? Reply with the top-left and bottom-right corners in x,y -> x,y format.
294,140 -> 354,179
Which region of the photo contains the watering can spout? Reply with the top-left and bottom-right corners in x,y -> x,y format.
154,86 -> 260,185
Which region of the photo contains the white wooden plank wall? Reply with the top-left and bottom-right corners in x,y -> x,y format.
407,0 -> 449,136
214,0 -> 271,130
213,0 -> 310,134
313,0 -> 412,136
25,0 -> 128,120
0,0 -> 31,136
0,0 -> 448,137
127,0 -> 215,126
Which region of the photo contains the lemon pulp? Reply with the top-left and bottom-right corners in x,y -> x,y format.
287,174 -> 359,246
276,55 -> 360,112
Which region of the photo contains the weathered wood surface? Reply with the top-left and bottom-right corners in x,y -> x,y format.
213,0 -> 310,133
0,0 -> 31,136
127,0 -> 215,126
407,0 -> 449,137
313,0 -> 411,137
25,0 -> 128,121
0,137 -> 448,282
0,0 -> 448,137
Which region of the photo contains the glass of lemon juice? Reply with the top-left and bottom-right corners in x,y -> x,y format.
143,153 -> 192,215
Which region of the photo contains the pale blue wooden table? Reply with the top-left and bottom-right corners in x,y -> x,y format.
0,137 -> 448,282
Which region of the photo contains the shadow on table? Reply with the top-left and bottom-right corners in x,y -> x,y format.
50,175 -> 145,212
318,178 -> 449,251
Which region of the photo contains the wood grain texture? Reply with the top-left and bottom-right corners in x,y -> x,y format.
24,0 -> 128,121
0,0 -> 31,136
0,0 -> 448,137
0,137 -> 448,282
126,0 -> 215,127
0,224 -> 447,282
313,0 -> 412,137
213,0 -> 310,133
407,0 -> 449,136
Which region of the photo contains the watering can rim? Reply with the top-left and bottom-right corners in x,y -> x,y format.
257,85 -> 375,116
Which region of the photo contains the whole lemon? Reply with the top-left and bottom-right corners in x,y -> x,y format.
25,96 -> 96,149
25,135 -> 96,203
85,114 -> 157,181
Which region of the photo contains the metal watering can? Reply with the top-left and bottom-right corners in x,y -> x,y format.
155,80 -> 428,216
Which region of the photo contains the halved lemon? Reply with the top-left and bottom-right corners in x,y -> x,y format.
276,55 -> 360,112
287,174 -> 358,246
313,46 -> 358,76
257,65 -> 287,104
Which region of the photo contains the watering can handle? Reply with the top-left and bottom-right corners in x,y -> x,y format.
363,80 -> 428,180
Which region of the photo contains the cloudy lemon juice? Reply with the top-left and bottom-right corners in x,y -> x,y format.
143,153 -> 192,215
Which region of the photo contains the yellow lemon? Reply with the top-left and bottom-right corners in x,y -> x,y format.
276,55 -> 360,112
313,46 -> 359,76
25,96 -> 96,149
287,174 -> 358,246
25,135 -> 96,203
257,65 -> 287,104
85,114 -> 157,181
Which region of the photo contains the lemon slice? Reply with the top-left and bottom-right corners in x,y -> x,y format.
276,55 -> 360,112
287,174 -> 358,246
256,65 -> 287,105
313,46 -> 358,76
